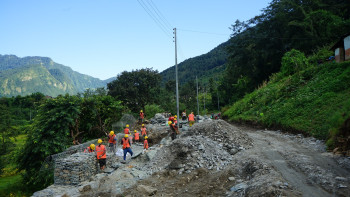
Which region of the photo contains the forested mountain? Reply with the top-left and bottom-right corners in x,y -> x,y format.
160,41 -> 229,85
0,55 -> 114,97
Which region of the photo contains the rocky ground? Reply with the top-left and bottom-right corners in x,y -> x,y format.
33,115 -> 350,197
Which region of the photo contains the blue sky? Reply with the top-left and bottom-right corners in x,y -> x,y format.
0,0 -> 271,80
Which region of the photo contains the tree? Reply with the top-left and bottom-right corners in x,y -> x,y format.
107,68 -> 161,112
17,95 -> 80,190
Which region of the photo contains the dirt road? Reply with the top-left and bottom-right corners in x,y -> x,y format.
233,125 -> 350,197
124,122 -> 350,197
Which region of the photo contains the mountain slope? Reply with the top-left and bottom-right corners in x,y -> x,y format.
160,40 -> 229,85
0,55 -> 110,97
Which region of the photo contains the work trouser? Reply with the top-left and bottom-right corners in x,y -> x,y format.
170,126 -> 177,140
123,148 -> 133,160
189,121 -> 195,127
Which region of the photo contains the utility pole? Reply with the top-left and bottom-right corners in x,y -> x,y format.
173,28 -> 180,128
196,76 -> 199,116
216,79 -> 220,111
204,87 -> 206,112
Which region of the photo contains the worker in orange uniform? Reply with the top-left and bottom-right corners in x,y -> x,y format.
141,124 -> 147,138
108,131 -> 117,153
139,110 -> 144,123
84,144 -> 95,153
188,112 -> 195,127
134,130 -> 140,143
121,134 -> 133,161
95,139 -> 106,171
124,124 -> 132,144
168,121 -> 177,140
144,136 -> 149,150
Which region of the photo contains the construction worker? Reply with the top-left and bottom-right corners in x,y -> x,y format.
168,121 -> 177,140
139,110 -> 144,123
124,124 -> 130,134
108,131 -> 117,153
134,130 -> 140,143
84,144 -> 95,153
182,110 -> 187,120
144,136 -> 149,150
141,124 -> 147,137
188,112 -> 195,127
96,139 -> 106,171
121,134 -> 133,161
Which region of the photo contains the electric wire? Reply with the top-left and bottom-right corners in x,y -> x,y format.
148,0 -> 173,30
136,0 -> 172,39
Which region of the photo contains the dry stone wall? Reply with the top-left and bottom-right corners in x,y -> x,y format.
54,144 -> 119,186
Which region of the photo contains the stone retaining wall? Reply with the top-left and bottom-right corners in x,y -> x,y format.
54,150 -> 118,185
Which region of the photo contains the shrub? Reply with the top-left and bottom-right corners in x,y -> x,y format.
281,49 -> 309,76
145,104 -> 164,119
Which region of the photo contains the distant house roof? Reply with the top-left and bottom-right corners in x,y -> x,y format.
330,32 -> 350,51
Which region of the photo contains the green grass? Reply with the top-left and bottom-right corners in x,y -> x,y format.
224,61 -> 350,146
0,134 -> 31,197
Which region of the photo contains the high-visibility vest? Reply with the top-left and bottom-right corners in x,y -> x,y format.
188,114 -> 195,121
108,134 -> 117,144
144,140 -> 149,149
140,112 -> 144,119
96,145 -> 106,159
134,132 -> 140,140
124,128 -> 130,134
84,147 -> 94,153
122,138 -> 130,149
141,127 -> 147,135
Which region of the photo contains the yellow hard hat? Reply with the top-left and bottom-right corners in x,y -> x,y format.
90,144 -> 95,150
174,118 -> 177,121
110,131 -> 114,135
124,134 -> 129,138
126,124 -> 129,128
174,115 -> 177,118
145,136 -> 148,139
168,121 -> 172,125
97,139 -> 102,144
140,110 -> 143,112
134,130 -> 137,133
142,124 -> 144,127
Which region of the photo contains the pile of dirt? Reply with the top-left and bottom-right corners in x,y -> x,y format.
143,135 -> 233,174
185,120 -> 253,152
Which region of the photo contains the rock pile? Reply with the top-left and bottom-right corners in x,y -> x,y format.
150,113 -> 167,124
186,120 -> 253,154
150,136 -> 234,173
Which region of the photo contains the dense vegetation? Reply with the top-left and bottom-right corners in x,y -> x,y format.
0,91 -> 124,196
219,0 -> 350,105
224,50 -> 350,150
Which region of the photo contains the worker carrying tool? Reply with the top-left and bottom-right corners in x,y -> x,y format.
121,134 -> 133,161
108,131 -> 117,153
168,121 -> 177,140
84,144 -> 95,153
144,136 -> 149,150
96,139 -> 106,171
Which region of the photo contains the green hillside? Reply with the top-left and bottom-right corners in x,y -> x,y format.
160,41 -> 229,85
0,55 -> 112,97
224,50 -> 350,153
